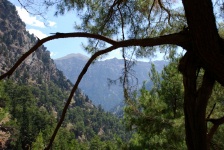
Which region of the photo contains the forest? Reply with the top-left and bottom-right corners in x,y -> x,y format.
0,79 -> 131,149
1,0 -> 224,149
2,54 -> 224,149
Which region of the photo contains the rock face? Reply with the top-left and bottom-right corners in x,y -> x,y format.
55,54 -> 167,111
0,1 -> 77,148
0,0 -> 71,90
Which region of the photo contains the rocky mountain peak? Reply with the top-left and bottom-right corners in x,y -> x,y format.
55,53 -> 89,61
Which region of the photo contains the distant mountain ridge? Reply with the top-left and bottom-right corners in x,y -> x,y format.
56,53 -> 89,61
55,54 -> 167,111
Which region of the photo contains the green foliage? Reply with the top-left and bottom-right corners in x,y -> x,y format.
66,102 -> 130,142
206,82 -> 224,149
160,55 -> 184,118
124,54 -> 186,149
44,0 -> 186,56
0,79 -> 128,149
0,81 -> 8,120
90,135 -> 102,150
32,131 -> 45,150
124,52 -> 224,149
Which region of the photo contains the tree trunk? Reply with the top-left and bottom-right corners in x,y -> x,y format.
179,52 -> 198,149
179,52 -> 215,150
184,72 -> 215,150
182,0 -> 224,85
181,0 -> 223,149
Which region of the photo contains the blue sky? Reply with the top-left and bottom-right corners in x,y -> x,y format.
9,0 -> 166,61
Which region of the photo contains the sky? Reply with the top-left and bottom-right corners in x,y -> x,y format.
9,0 -> 165,61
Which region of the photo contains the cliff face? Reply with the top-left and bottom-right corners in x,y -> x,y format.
0,0 -> 71,90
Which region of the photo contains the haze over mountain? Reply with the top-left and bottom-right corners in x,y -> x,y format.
55,53 -> 167,111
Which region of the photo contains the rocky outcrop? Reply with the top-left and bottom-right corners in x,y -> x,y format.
0,0 -> 71,90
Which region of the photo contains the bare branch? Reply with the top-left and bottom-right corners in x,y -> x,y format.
207,116 -> 224,125
0,32 -> 117,80
100,0 -> 124,33
207,116 -> 224,143
148,0 -> 156,25
206,103 -> 216,119
157,0 -> 172,26
118,31 -> 190,48
17,0 -> 47,18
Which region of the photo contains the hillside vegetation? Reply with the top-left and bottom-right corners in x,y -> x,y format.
0,1 -> 129,149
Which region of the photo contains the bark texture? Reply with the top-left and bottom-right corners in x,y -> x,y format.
181,0 -> 222,149
182,0 -> 224,85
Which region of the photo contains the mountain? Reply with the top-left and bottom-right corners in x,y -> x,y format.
56,53 -> 89,61
0,1 -> 72,90
55,53 -> 167,111
0,1 -> 128,149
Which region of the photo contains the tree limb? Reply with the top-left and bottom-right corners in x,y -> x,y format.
207,116 -> 224,144
157,0 -> 172,26
0,31 -> 191,80
206,103 -> 216,120
0,32 -> 117,80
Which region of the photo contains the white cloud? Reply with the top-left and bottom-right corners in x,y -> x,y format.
104,50 -> 123,60
16,6 -> 56,28
47,21 -> 56,27
50,52 -> 57,57
16,6 -> 45,28
27,29 -> 48,39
